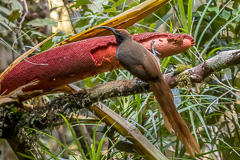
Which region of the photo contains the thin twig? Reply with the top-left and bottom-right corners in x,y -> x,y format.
211,74 -> 240,92
19,0 -> 28,29
193,46 -> 205,62
0,33 -> 57,87
14,0 -> 29,53
17,32 -> 26,53
205,90 -> 231,113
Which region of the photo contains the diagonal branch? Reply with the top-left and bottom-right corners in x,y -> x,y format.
0,49 -> 239,159
43,50 -> 240,110
165,49 -> 240,88
0,49 -> 240,138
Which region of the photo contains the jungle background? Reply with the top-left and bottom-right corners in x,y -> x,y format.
0,0 -> 240,159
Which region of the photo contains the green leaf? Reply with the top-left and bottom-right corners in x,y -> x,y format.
187,0 -> 193,32
2,0 -> 23,10
60,114 -> 87,160
42,150 -> 58,159
17,152 -> 35,160
104,7 -> 116,12
112,0 -> 125,8
71,0 -> 91,8
0,6 -> 11,15
222,10 -> 231,20
208,6 -> 219,12
200,14 -> 240,55
96,137 -> 105,160
75,119 -> 92,159
236,78 -> 240,88
28,128 -> 77,160
8,9 -> 21,22
155,13 -> 172,29
77,0 -> 91,5
194,0 -> 213,42
149,23 -> 156,31
178,0 -> 188,32
74,18 -> 91,28
27,18 -> 57,27
196,0 -> 231,48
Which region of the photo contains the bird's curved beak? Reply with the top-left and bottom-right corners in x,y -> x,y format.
94,26 -> 118,35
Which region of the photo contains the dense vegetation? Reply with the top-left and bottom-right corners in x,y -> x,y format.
0,0 -> 240,159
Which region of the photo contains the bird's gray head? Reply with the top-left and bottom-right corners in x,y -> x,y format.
94,26 -> 131,46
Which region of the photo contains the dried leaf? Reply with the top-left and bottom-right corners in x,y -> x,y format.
8,9 -> 21,22
27,18 -> 58,27
56,0 -> 170,47
88,103 -> 168,160
0,33 -> 57,90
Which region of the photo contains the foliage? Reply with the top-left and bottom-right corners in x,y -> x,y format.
1,0 -> 240,159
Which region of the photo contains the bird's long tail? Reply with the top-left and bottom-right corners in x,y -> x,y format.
149,79 -> 201,157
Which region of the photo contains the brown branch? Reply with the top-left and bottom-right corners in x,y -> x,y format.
0,49 -> 239,137
165,49 -> 240,88
62,0 -> 77,34
19,0 -> 28,29
15,0 -> 28,53
0,49 -> 239,159
1,49 -> 240,107
41,50 -> 240,109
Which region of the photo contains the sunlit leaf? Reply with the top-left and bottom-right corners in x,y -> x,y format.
222,10 -> 231,20
208,6 -> 219,12
71,0 -> 91,8
0,6 -> 11,15
104,7 -> 116,12
27,18 -> 57,27
8,9 -> 21,22
55,0 -> 170,47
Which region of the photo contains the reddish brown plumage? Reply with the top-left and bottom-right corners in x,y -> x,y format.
149,80 -> 201,157
94,27 -> 200,157
0,32 -> 194,95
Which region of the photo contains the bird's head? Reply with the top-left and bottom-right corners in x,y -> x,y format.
94,26 -> 131,46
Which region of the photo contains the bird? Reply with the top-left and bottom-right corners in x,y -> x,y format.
94,26 -> 201,157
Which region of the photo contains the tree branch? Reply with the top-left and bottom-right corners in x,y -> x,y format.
0,50 -> 239,138
164,49 -> 240,88
0,49 -> 239,159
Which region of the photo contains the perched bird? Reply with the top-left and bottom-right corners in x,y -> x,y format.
94,26 -> 201,157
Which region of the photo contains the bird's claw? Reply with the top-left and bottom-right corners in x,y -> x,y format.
151,40 -> 161,57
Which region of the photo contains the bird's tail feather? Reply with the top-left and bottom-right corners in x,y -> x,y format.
149,80 -> 201,157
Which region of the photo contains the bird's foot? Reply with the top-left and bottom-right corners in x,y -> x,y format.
151,40 -> 161,57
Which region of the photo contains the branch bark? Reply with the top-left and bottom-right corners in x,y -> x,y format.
29,50 -> 240,111
164,49 -> 240,88
1,49 -> 240,136
0,49 -> 239,158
